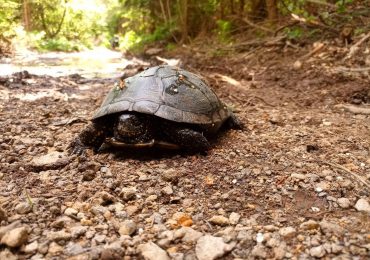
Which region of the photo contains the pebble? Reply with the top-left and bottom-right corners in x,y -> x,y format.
229,212 -> 241,225
48,241 -> 63,256
251,244 -> 267,258
47,230 -> 72,241
161,185 -> 173,195
354,198 -> 370,213
273,245 -> 286,259
1,226 -> 29,247
300,220 -> 319,230
177,227 -> 203,243
310,245 -> 326,258
279,226 -> 296,239
337,198 -> 351,208
319,220 -> 345,236
195,235 -> 234,260
138,241 -> 170,260
64,207 -> 78,217
120,187 -> 138,201
208,215 -> 230,226
71,226 -> 87,238
161,169 -> 179,183
15,202 -> 33,214
0,221 -> 22,240
291,173 -> 306,180
118,220 -> 137,236
23,240 -> 38,254
0,249 -> 17,260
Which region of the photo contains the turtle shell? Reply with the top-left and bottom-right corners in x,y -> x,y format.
93,65 -> 231,132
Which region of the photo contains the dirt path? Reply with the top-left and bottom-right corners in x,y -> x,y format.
0,45 -> 370,259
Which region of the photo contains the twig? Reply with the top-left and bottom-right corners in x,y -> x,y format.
335,104 -> 370,115
344,31 -> 370,60
301,42 -> 325,60
321,161 -> 370,190
241,18 -> 274,34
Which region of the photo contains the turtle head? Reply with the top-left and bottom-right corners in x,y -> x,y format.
114,114 -> 147,141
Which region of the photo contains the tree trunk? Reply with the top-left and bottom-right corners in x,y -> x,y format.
178,0 -> 188,43
23,0 -> 31,31
265,0 -> 278,22
239,0 -> 245,18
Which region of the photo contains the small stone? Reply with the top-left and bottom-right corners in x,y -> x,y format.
64,207 -> 78,216
273,245 -> 286,259
51,216 -> 73,228
331,243 -> 343,253
229,212 -> 241,225
126,205 -> 139,216
300,220 -> 319,230
293,60 -> 302,70
319,220 -> 345,236
291,173 -> 306,180
146,195 -> 158,202
354,198 -> 370,213
279,227 -> 296,239
120,187 -> 137,201
32,151 -> 67,168
100,248 -> 122,260
15,202 -> 32,214
180,227 -> 203,243
162,186 -> 173,195
0,249 -> 17,260
256,233 -> 264,243
47,230 -> 71,241
118,220 -> 137,236
138,241 -> 170,260
23,240 -> 38,254
0,220 -> 22,240
70,226 -> 87,239
310,245 -> 326,258
251,244 -> 267,258
161,169 -> 179,183
337,198 -> 351,209
1,226 -> 28,247
65,242 -> 86,256
48,241 -> 63,256
195,235 -> 234,260
208,215 -> 230,226
93,234 -> 106,243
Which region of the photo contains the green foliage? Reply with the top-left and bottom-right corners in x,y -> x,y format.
216,19 -> 232,42
0,0 -> 20,40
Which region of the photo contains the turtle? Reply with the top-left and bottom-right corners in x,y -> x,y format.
69,65 -> 243,154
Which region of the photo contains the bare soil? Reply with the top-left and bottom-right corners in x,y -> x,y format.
0,41 -> 370,259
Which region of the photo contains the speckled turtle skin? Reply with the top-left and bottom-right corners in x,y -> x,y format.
69,65 -> 242,154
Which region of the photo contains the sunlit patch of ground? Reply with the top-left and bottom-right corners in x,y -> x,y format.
0,47 -> 133,78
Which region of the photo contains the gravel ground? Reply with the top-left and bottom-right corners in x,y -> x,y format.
0,45 -> 370,259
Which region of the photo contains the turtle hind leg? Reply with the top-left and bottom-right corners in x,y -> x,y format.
162,123 -> 210,152
225,114 -> 244,130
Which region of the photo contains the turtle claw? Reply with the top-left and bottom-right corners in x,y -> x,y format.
68,138 -> 88,156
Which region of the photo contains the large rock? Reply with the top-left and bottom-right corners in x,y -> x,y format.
1,226 -> 28,247
195,235 -> 234,260
138,242 -> 170,260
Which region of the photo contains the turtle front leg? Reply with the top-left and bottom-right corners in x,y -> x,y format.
69,122 -> 107,155
226,114 -> 244,130
163,124 -> 210,152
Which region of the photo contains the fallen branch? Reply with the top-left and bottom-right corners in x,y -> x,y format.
242,18 -> 274,34
321,161 -> 370,190
334,66 -> 370,72
344,31 -> 370,60
335,104 -> 370,114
